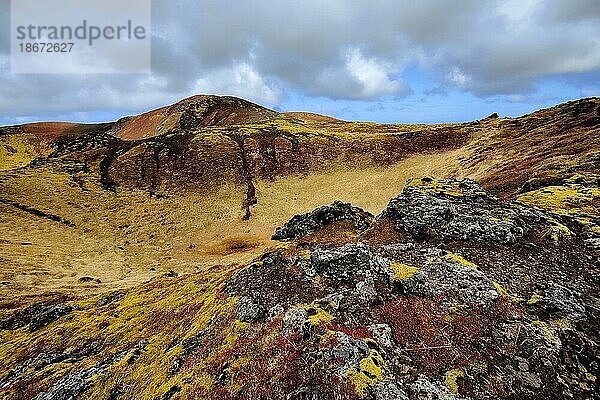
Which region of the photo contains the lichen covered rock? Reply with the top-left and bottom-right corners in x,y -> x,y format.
403,260 -> 499,306
374,381 -> 409,400
379,177 -> 543,244
272,200 -> 374,241
0,301 -> 77,333
410,378 -> 458,400
309,242 -> 389,282
235,295 -> 265,323
530,282 -> 587,323
0,176 -> 597,400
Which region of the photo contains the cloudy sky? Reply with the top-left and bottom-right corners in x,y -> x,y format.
1,0 -> 599,125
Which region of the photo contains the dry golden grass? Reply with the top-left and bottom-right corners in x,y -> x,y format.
0,150 -> 461,305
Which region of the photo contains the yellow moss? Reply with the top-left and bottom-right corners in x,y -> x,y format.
305,305 -> 333,325
445,368 -> 464,395
531,318 -> 572,348
0,134 -> 51,171
407,177 -> 464,197
0,264 -> 245,399
273,241 -> 294,250
345,350 -> 384,397
527,294 -> 543,305
492,281 -> 521,302
442,253 -> 477,269
576,217 -> 600,234
389,262 -> 418,281
550,318 -> 572,330
519,184 -> 600,236
517,184 -> 600,236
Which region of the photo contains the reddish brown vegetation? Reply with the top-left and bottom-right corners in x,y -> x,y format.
376,295 -> 523,374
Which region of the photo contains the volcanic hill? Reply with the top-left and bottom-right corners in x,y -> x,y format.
0,95 -> 598,399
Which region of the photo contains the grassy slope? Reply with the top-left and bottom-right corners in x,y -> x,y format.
0,97 -> 598,308
0,177 -> 596,399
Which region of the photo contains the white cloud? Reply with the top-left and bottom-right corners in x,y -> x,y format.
344,48 -> 403,98
506,94 -> 526,102
193,62 -> 280,105
495,0 -> 543,31
581,87 -> 599,97
448,66 -> 469,87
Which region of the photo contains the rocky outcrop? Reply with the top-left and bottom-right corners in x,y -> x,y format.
31,340 -> 148,400
235,295 -> 266,323
308,242 -> 389,281
272,201 -> 374,241
379,178 -> 543,244
0,176 -> 597,400
530,282 -> 587,323
0,300 -> 76,332
403,260 -> 499,306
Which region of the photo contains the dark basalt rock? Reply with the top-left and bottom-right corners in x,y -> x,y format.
29,303 -> 77,332
0,300 -> 76,332
379,178 -> 543,244
272,200 -> 374,241
326,331 -> 371,377
533,282 -> 587,323
32,340 -> 148,400
0,341 -> 102,389
224,250 -> 320,315
235,296 -> 266,323
96,290 -> 127,307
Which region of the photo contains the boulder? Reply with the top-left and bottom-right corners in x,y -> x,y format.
369,324 -> 395,349
272,201 -> 373,241
403,261 -> 499,306
328,331 -> 370,377
309,242 -> 389,282
281,307 -> 309,336
379,178 -> 542,244
535,282 -> 586,323
29,303 -> 77,332
235,296 -> 265,323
